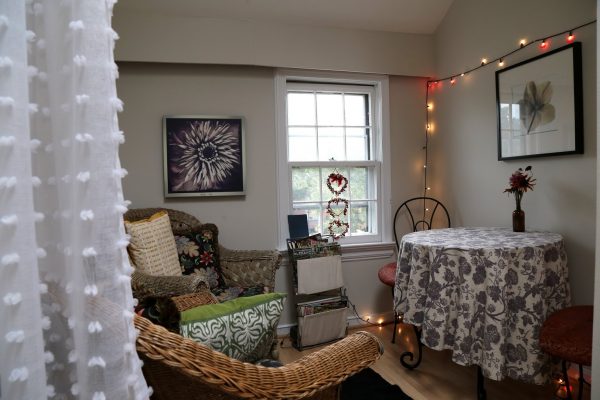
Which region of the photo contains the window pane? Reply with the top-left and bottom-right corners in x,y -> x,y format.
288,127 -> 317,161
345,94 -> 368,126
349,201 -> 374,234
292,203 -> 322,235
348,167 -> 368,199
292,167 -> 321,202
317,127 -> 345,161
316,93 -> 343,126
288,92 -> 315,125
346,128 -> 369,160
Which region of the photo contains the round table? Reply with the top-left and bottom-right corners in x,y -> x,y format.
393,227 -> 571,385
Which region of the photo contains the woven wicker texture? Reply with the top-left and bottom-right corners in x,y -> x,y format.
124,208 -> 282,291
171,291 -> 219,312
125,211 -> 182,277
131,270 -> 208,302
134,314 -> 383,400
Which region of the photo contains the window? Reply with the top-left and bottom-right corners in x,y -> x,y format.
276,71 -> 391,247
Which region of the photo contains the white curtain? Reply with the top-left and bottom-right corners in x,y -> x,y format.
0,1 -> 149,399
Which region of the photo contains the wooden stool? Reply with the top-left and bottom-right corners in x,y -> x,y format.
377,261 -> 398,343
539,305 -> 593,400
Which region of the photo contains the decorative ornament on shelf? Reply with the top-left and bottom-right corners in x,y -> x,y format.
503,166 -> 536,232
325,170 -> 349,239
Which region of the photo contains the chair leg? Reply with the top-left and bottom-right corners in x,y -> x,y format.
562,360 -> 573,400
577,364 -> 583,400
390,287 -> 397,343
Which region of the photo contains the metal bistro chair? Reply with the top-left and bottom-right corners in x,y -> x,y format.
377,197 -> 450,367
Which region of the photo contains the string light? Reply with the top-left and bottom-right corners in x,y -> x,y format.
419,19 -> 596,198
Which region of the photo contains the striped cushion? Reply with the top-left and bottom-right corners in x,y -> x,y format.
125,211 -> 182,276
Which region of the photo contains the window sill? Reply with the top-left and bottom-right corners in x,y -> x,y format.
278,241 -> 396,266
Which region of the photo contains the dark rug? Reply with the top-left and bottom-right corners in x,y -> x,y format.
341,368 -> 413,400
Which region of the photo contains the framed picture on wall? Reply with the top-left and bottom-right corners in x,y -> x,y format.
496,42 -> 583,160
163,115 -> 246,197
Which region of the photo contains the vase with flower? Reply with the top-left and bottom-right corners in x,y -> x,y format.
504,166 -> 536,232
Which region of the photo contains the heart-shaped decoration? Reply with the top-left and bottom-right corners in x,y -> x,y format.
328,219 -> 349,239
326,198 -> 349,217
326,173 -> 348,195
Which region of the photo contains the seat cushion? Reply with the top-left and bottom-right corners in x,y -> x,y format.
539,305 -> 593,366
125,211 -> 182,276
180,292 -> 286,362
378,262 -> 397,287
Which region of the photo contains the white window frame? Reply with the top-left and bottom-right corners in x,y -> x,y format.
275,69 -> 392,249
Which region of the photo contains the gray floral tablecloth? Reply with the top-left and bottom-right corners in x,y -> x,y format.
393,227 -> 571,384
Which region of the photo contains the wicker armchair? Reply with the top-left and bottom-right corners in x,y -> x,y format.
124,207 -> 282,298
134,312 -> 384,400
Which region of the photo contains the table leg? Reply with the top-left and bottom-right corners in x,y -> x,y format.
400,324 -> 423,370
477,366 -> 487,400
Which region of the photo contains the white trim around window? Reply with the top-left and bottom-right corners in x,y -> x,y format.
275,69 -> 391,250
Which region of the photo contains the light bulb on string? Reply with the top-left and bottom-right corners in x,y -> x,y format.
450,77 -> 456,85
498,58 -> 505,67
519,39 -> 527,48
567,31 -> 575,42
540,39 -> 548,49
460,73 -> 465,77
481,58 -> 488,66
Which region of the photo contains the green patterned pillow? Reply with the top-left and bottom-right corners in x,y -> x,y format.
180,293 -> 286,362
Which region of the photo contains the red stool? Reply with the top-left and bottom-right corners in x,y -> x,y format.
378,261 -> 398,342
539,305 -> 593,400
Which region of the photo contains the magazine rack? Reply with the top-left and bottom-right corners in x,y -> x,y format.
287,235 -> 348,350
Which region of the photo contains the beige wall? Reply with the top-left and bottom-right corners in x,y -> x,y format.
115,0 -> 597,333
112,9 -> 434,78
117,63 -> 424,325
432,0 -> 597,306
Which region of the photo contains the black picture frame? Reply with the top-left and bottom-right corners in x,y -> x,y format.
496,42 -> 583,160
163,115 -> 246,197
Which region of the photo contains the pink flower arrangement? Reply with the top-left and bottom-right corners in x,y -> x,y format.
504,166 -> 536,210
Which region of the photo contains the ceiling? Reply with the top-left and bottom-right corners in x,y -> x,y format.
116,0 -> 455,35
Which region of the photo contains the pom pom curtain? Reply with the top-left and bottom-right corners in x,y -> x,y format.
0,1 -> 149,399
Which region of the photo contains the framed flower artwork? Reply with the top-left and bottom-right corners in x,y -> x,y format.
163,115 -> 246,197
495,42 -> 583,160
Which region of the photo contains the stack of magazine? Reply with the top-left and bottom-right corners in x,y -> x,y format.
296,293 -> 348,317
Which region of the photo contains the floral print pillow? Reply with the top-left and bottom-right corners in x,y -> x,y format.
175,224 -> 225,289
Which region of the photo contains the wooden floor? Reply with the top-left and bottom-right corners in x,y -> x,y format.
279,322 -> 590,400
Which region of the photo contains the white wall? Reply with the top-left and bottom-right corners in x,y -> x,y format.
112,9 -> 434,78
117,63 -> 424,325
432,0 -> 597,306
